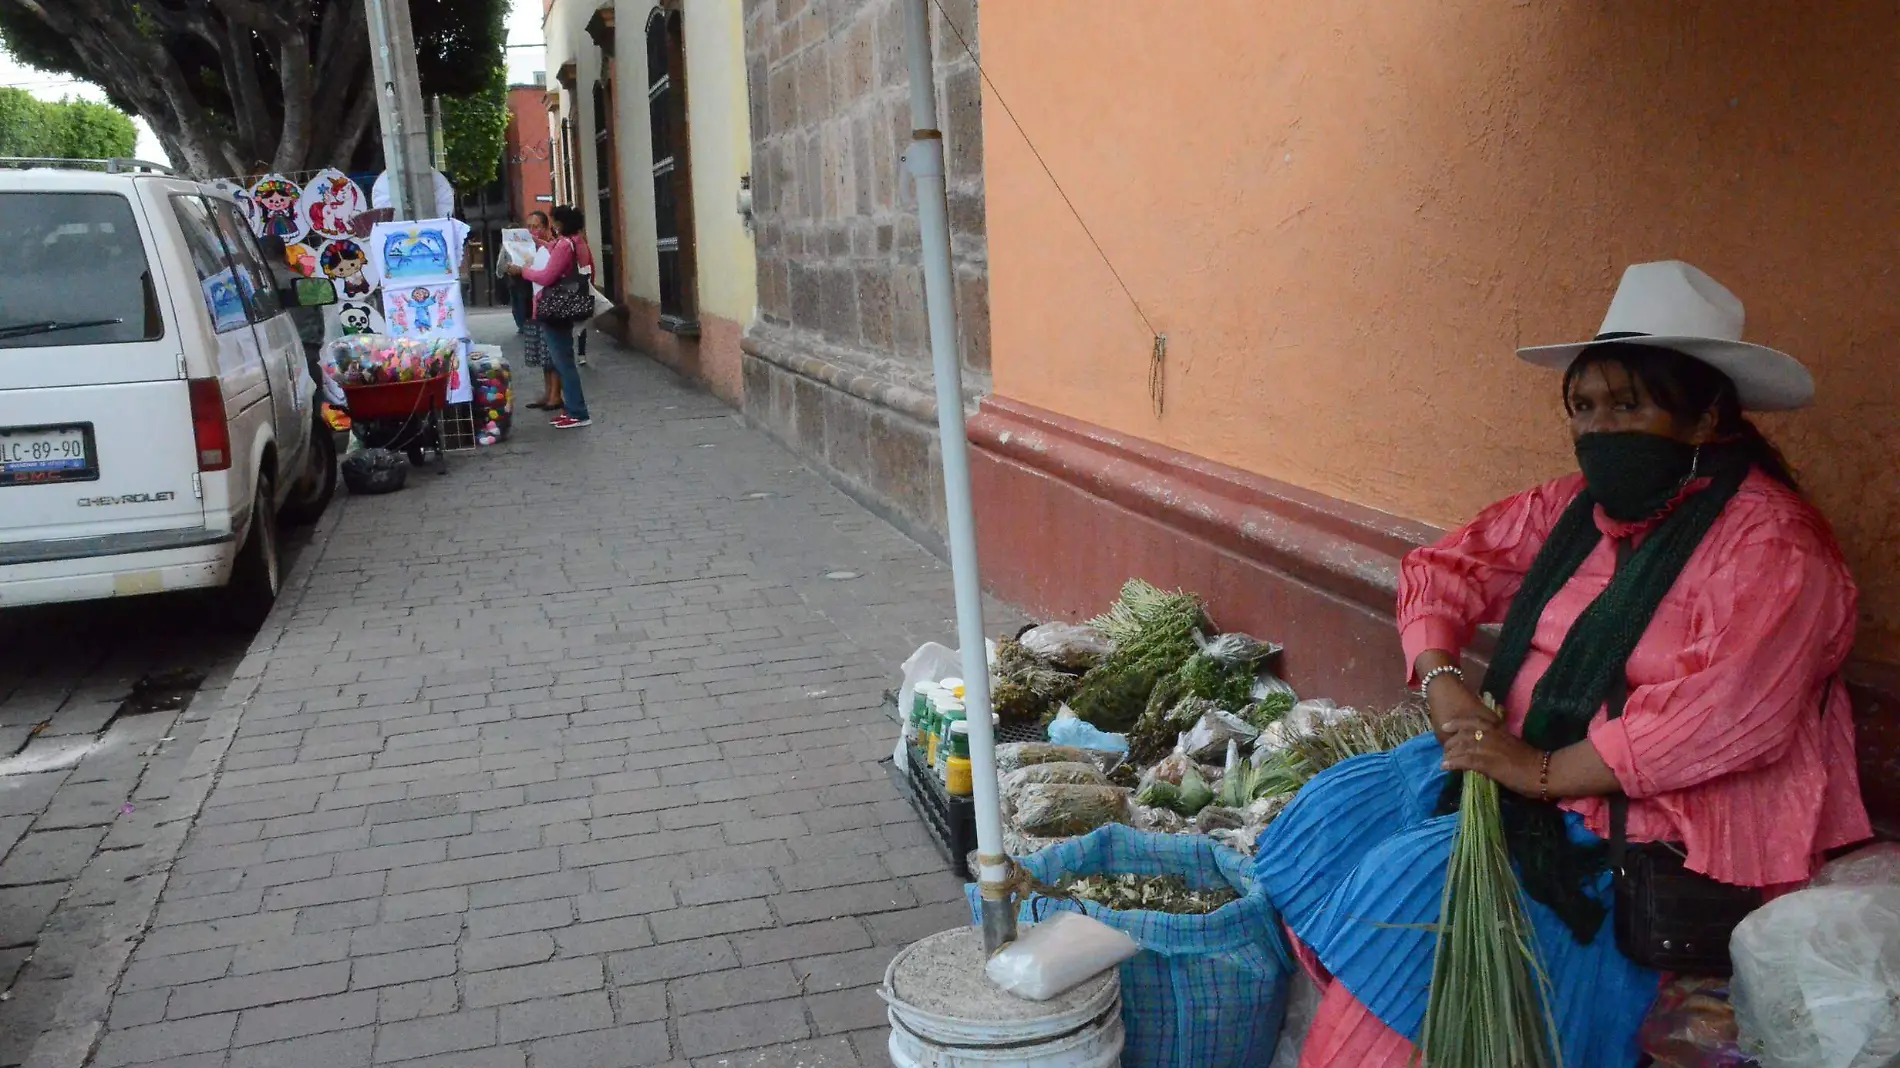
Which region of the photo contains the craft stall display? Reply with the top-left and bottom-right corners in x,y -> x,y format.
321,334 -> 456,468
215,168 -> 512,449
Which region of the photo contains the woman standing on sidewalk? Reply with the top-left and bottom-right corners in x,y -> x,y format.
520,206 -> 595,429
506,212 -> 562,413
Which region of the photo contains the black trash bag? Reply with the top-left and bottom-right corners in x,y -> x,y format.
352,414 -> 437,454
340,448 -> 409,495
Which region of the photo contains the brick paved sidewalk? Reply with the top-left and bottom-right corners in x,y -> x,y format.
92,311 -> 1025,1068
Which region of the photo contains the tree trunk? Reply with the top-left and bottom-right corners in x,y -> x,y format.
269,30 -> 313,174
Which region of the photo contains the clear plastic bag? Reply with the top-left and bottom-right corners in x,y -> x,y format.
1182,710 -> 1260,764
996,742 -> 1119,776
1019,622 -> 1116,672
1129,804 -> 1189,834
898,643 -> 962,734
1195,631 -> 1282,668
1253,697 -> 1351,758
1731,886 -> 1900,1068
1141,752 -> 1198,788
1813,843 -> 1900,889
1640,977 -> 1757,1068
1001,762 -> 1109,820
985,912 -> 1140,1001
1252,673 -> 1298,703
1010,784 -> 1129,838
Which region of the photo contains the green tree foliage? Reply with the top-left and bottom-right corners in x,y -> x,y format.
0,89 -> 137,159
437,0 -> 509,193
0,0 -> 507,179
441,64 -> 510,193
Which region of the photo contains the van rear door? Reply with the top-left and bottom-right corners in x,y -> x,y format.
0,185 -> 209,558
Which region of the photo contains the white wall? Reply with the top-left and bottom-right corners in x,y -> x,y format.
543,0 -> 755,322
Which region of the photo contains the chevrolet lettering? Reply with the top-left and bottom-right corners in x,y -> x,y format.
78,492 -> 178,507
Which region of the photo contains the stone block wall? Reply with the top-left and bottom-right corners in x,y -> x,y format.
740,0 -> 987,550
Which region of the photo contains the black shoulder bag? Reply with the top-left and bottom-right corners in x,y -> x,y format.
1603,544 -> 1814,976
535,241 -> 595,326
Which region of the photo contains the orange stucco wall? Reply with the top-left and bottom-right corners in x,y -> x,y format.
981,1 -> 1900,663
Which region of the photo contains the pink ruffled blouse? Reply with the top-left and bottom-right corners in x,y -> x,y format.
1398,469 -> 1871,888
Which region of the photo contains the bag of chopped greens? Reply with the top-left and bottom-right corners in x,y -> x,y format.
996,742 -> 1117,775
1011,784 -> 1130,838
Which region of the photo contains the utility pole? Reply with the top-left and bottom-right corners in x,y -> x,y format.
899,0 -> 1013,954
364,0 -> 432,220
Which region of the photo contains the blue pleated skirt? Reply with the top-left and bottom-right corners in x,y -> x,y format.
1253,734 -> 1661,1068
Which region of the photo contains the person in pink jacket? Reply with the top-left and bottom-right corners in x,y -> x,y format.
518,205 -> 594,428
1254,261 -> 1870,1067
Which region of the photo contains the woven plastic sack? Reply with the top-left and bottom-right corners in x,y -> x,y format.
966,824 -> 1292,1067
1731,886 -> 1900,1068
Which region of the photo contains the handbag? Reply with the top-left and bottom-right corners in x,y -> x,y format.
1608,796 -> 1761,976
1601,544 -> 1809,975
535,242 -> 596,325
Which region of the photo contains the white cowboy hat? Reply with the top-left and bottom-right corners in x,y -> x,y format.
1517,260 -> 1814,411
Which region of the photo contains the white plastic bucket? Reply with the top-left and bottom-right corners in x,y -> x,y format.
881,927 -> 1126,1068
886,1003 -> 1125,1067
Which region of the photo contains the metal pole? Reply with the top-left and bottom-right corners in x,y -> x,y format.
364,0 -> 432,220
901,0 -> 1015,954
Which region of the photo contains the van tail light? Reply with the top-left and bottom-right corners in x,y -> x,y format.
187,378 -> 231,472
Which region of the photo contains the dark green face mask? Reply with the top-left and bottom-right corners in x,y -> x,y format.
1573,431 -> 1697,522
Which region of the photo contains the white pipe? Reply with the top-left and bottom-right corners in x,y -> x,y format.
900,0 -> 1015,953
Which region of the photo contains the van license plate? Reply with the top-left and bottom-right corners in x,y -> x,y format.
0,424 -> 97,487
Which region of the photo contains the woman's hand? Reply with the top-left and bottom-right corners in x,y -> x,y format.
1415,651 -> 1501,739
1440,718 -> 1545,797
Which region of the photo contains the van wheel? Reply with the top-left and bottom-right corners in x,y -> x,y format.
281,424 -> 336,526
227,471 -> 281,630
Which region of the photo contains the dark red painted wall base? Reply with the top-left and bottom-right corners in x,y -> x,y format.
968,396 -> 1900,838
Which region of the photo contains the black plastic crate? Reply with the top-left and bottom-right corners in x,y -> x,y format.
885,719 -> 1049,879
888,744 -> 978,879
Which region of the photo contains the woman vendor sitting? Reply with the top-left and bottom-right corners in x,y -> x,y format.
1255,261 -> 1871,1067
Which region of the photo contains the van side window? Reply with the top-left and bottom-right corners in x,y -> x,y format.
0,192 -> 163,349
207,200 -> 282,322
171,195 -> 249,335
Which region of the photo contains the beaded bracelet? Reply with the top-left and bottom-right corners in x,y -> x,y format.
1418,664 -> 1464,692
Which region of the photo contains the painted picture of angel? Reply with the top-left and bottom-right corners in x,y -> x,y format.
248,175 -> 303,240
382,282 -> 463,339
299,170 -> 367,240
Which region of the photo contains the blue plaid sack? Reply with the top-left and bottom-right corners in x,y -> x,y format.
966,824 -> 1293,1068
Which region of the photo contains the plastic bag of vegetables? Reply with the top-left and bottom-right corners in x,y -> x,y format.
1011,784 -> 1131,838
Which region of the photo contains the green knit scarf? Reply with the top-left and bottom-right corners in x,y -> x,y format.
1439,447 -> 1751,942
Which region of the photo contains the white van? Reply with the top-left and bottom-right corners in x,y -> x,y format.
0,160 -> 337,626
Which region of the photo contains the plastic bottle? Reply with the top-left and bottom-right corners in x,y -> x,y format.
937,704 -> 967,782
917,685 -> 941,766
907,684 -> 932,754
945,722 -> 972,797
